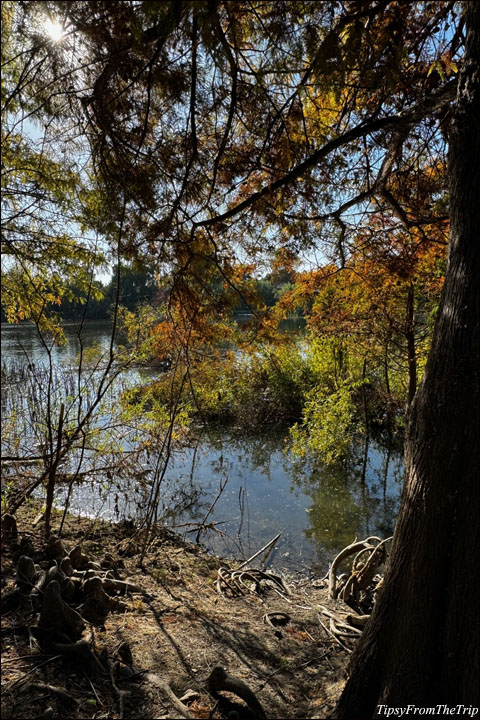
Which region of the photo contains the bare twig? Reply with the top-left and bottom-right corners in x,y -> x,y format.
234,533 -> 282,571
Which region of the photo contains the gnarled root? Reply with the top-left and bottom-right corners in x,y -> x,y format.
216,567 -> 289,599
79,577 -> 111,625
16,555 -> 37,590
208,666 -> 266,718
328,535 -> 392,610
2,514 -> 18,541
39,580 -> 85,640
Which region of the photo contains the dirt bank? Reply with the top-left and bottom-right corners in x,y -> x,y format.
1,504 -> 351,719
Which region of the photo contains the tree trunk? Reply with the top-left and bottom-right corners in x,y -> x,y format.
332,4 -> 480,716
405,282 -> 417,407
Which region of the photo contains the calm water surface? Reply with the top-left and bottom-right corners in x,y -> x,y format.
1,321 -> 403,574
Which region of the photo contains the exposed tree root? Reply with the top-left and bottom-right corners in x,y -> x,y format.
328,536 -> 392,610
318,535 -> 393,650
1,513 -> 18,540
39,580 -> 85,640
21,681 -> 80,706
208,665 -> 266,718
145,673 -> 195,719
216,566 -> 289,599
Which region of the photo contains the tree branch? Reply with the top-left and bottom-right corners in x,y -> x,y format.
195,79 -> 456,229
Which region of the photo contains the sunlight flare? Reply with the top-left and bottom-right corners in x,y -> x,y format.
44,18 -> 64,43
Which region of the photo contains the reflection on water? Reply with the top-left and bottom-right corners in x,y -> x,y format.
52,428 -> 403,575
291,438 -> 402,572
1,321 -> 403,574
1,320 -> 114,366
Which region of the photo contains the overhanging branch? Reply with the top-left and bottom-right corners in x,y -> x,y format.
194,79 -> 456,229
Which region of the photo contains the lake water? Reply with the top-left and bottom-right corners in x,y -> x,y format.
1,321 -> 403,574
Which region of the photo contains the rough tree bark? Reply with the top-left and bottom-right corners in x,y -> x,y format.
405,282 -> 417,408
333,4 -> 480,716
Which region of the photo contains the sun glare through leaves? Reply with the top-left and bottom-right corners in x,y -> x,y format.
43,18 -> 64,43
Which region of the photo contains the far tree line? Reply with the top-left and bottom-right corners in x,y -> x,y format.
0,263 -> 298,322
